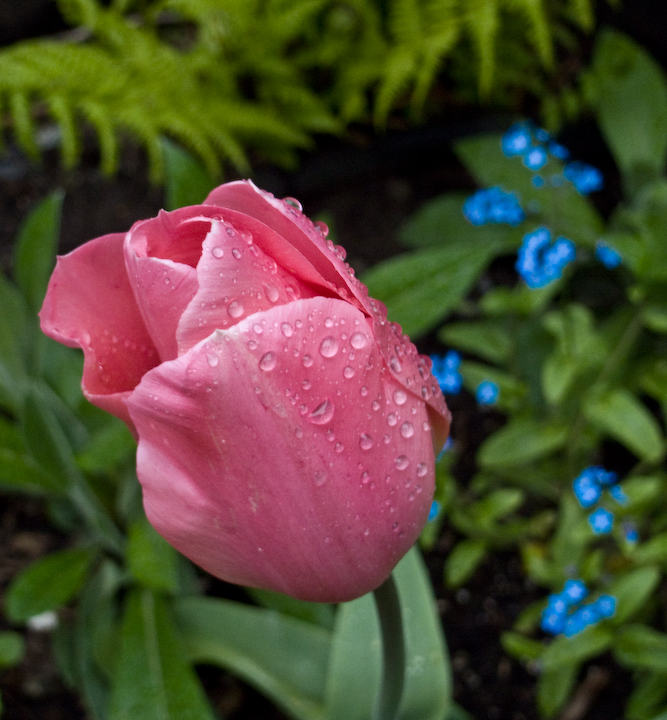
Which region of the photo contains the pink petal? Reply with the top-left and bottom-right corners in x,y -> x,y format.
205,180 -> 451,448
176,217 -> 317,354
127,296 -> 436,602
39,233 -> 159,430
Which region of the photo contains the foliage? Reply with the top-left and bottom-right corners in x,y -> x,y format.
365,28 -> 667,719
0,0 -> 609,181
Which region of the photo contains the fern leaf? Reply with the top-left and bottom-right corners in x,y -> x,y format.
566,0 -> 594,31
387,0 -> 423,46
410,28 -> 460,118
374,46 -> 417,126
9,92 -> 39,159
465,0 -> 500,98
79,99 -> 118,175
505,0 -> 554,67
47,94 -> 80,168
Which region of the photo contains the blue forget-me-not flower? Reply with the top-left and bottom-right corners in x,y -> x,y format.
516,227 -> 576,288
431,351 -> 463,394
463,186 -> 525,226
540,579 -> 616,637
595,240 -> 622,269
476,380 -> 499,405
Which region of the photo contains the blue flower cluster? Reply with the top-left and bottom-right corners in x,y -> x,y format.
515,227 -> 576,289
431,351 -> 462,394
476,380 -> 499,405
462,186 -> 525,226
595,240 -> 622,269
540,579 -> 617,637
563,161 -> 604,195
572,466 -> 629,535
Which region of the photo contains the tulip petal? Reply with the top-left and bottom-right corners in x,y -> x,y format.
205,181 -> 450,448
128,296 -> 436,602
39,233 -> 159,429
176,217 -> 317,353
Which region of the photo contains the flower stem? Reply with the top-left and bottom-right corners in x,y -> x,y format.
372,573 -> 405,720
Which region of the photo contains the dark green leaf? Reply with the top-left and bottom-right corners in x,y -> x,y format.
540,624 -> 613,672
583,388 -> 664,464
109,589 -> 216,720
444,539 -> 487,588
127,517 -> 179,593
439,321 -> 512,363
0,631 -> 25,668
625,671 -> 667,720
13,190 -> 64,312
173,596 -> 329,720
537,662 -> 579,718
614,625 -> 667,672
362,240 -> 505,338
500,632 -> 544,663
478,418 -> 568,468
161,138 -> 216,211
609,566 -> 661,623
6,546 -> 96,622
0,272 -> 30,411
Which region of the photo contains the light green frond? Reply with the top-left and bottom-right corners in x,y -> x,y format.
79,99 -> 118,175
47,95 -> 80,168
566,0 -> 594,31
374,47 -> 417,126
410,27 -> 460,118
465,0 -> 500,97
9,92 -> 39,159
387,0 -> 423,46
506,0 -> 554,67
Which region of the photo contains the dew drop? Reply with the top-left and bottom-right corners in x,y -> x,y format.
393,389 -> 407,405
206,352 -> 219,367
360,385 -> 368,397
259,352 -> 277,371
371,400 -> 380,411
364,528 -> 370,537
231,248 -> 241,259
252,323 -> 263,335
421,386 -> 431,400
343,366 -> 355,379
308,399 -> 335,425
303,354 -> 314,368
395,455 -> 409,470
325,428 -> 335,442
324,317 -> 334,328
334,442 -> 344,453
285,285 -> 300,301
211,246 -> 224,258
389,356 -> 403,373
383,434 -> 390,444
248,340 -> 258,350
422,421 -> 431,432
283,197 -> 303,211
227,300 -> 244,318
400,422 -> 414,438
313,470 -> 328,487
359,433 -> 374,450
302,379 -> 311,390
361,471 -> 370,485
350,332 -> 368,349
387,413 -> 398,427
295,427 -> 303,438
319,336 -> 339,358
281,322 -> 294,337
416,462 -> 428,477
264,284 -> 280,303
314,220 -> 329,236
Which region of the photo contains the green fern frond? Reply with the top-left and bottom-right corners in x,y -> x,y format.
387,0 -> 423,46
47,95 -> 80,168
9,92 -> 39,159
374,47 -> 418,126
79,99 -> 118,175
464,0 -> 500,98
507,0 -> 554,67
566,0 -> 594,31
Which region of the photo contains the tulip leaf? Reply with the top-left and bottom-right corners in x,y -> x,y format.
478,417 -> 568,468
614,625 -> 667,672
173,595 -> 330,720
162,138 -> 216,211
127,517 -> 179,593
246,588 -> 336,630
583,388 -> 665,464
323,548 -> 452,720
109,589 -> 216,720
5,546 -> 96,622
13,190 -> 64,312
362,240 -> 506,339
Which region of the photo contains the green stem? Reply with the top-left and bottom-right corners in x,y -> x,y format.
372,573 -> 405,720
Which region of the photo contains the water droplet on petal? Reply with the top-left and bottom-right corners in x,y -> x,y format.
351,332 -> 368,349
231,248 -> 241,259
422,421 -> 430,432
343,366 -> 355,379
334,442 -> 344,453
416,463 -> 428,477
285,285 -> 300,301
371,400 -> 380,411
303,354 -> 314,368
393,389 -> 407,405
395,455 -> 409,470
324,317 -> 334,328
259,352 -> 277,371
359,433 -> 374,450
252,323 -> 263,335
361,471 -> 370,485
308,399 -> 335,425
281,322 -> 294,337
360,386 -> 368,397
325,428 -> 335,442
319,336 -> 339,358
387,413 -> 398,427
389,356 -> 403,373
313,470 -> 328,487
206,352 -> 219,367
211,246 -> 224,258
283,197 -> 303,211
400,421 -> 414,438
227,300 -> 244,318
264,284 -> 280,303
314,220 -> 329,236
301,379 -> 311,390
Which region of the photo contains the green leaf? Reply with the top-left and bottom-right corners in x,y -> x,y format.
161,138 -> 216,211
608,566 -> 661,624
625,671 -> 667,720
540,624 -> 613,672
459,361 -> 527,411
76,419 -> 136,474
614,625 -> 667,672
6,546 -> 96,622
478,418 -> 568,468
173,596 -> 329,720
632,533 -> 667,565
0,272 -> 30,411
127,516 -> 179,593
109,589 -> 216,720
444,539 -> 487,588
439,321 -> 512,364
0,631 -> 25,668
583,388 -> 664,464
246,588 -> 335,630
361,240 -> 505,338
590,29 -> 667,190
13,190 -> 64,312
537,662 -> 579,718
500,632 -> 544,663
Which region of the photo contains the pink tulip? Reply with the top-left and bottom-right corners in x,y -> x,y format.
40,180 -> 450,602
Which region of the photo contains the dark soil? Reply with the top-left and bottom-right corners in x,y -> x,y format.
1,2 -> 665,719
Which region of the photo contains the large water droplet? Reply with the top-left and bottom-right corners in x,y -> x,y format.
416,462 -> 428,477
350,332 -> 368,349
252,323 -> 263,335
389,356 -> 403,373
393,389 -> 407,405
343,366 -> 355,379
227,300 -> 244,318
206,352 -> 219,367
314,220 -> 329,236
259,352 -> 277,371
303,354 -> 314,368
387,413 -> 398,427
334,442 -> 344,453
264,284 -> 280,303
308,399 -> 335,425
283,197 -> 303,211
359,433 -> 374,450
400,421 -> 414,438
324,317 -> 334,328
319,336 -> 339,358
231,248 -> 241,259
395,455 -> 409,470
281,322 -> 294,337
211,246 -> 224,258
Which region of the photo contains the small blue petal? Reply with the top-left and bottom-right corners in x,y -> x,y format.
589,507 -> 614,534
502,122 -> 533,157
428,501 -> 441,522
594,595 -> 617,618
622,522 -> 639,544
563,610 -> 587,637
535,127 -> 551,143
444,350 -> 462,370
524,146 -> 548,171
541,609 -> 566,635
595,241 -> 622,269
563,579 -> 588,605
573,475 -> 602,508
609,484 -> 628,505
476,380 -> 499,405
564,161 -> 604,195
548,142 -> 570,161
532,175 -> 545,188
546,594 -> 568,614
578,604 -> 601,627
